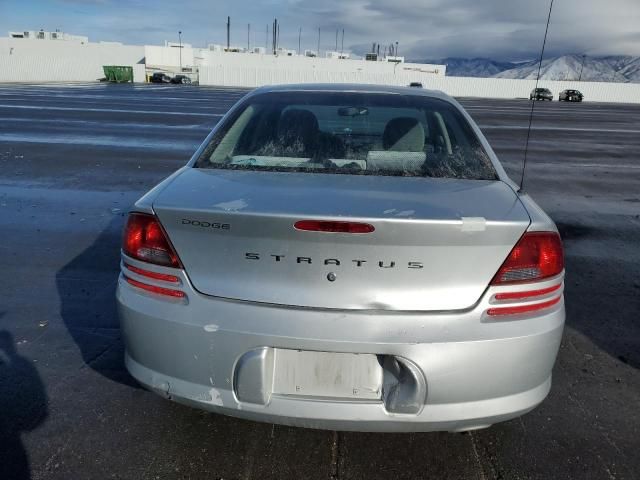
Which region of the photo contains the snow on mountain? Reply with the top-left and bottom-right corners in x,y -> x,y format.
412,55 -> 640,83
494,55 -> 632,82
616,57 -> 640,82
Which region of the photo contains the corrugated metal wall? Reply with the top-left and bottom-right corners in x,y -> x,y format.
0,39 -> 145,83
1,39 -> 639,103
198,65 -> 640,103
192,50 -> 446,76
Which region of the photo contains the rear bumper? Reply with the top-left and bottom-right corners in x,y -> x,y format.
117,270 -> 565,432
125,352 -> 552,432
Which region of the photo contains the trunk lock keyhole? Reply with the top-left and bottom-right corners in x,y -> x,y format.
327,272 -> 337,282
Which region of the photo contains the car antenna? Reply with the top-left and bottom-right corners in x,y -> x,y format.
520,0 -> 555,192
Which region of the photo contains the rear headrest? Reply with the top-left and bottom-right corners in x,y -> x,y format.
277,109 -> 319,152
383,117 -> 425,152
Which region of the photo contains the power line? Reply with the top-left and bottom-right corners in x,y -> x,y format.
521,0 -> 554,192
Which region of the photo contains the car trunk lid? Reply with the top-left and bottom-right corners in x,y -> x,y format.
152,168 -> 530,311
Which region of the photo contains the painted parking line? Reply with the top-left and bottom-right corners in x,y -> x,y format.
466,107 -> 637,117
529,162 -> 640,170
0,104 -> 225,117
0,92 -> 246,103
480,125 -> 640,134
0,132 -> 201,150
0,117 -> 212,130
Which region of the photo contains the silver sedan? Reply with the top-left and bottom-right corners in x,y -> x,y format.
117,84 -> 565,432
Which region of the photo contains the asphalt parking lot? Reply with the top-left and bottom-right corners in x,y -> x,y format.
0,83 -> 639,480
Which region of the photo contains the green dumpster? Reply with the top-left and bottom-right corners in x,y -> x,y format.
102,65 -> 134,83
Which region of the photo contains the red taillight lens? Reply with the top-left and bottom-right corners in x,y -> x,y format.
487,296 -> 561,316
123,263 -> 180,283
124,276 -> 186,298
123,213 -> 182,268
494,283 -> 561,301
491,232 -> 564,285
294,220 -> 375,234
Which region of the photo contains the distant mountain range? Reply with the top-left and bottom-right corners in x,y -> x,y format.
414,55 -> 640,83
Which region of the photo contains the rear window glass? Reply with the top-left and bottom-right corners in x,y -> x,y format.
196,91 -> 497,180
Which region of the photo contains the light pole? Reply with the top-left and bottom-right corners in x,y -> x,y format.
578,54 -> 586,82
395,41 -> 399,59
178,31 -> 182,72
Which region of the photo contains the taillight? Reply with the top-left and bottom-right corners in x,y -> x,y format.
491,232 -> 563,285
123,213 -> 182,268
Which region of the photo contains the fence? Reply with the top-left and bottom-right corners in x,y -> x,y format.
2,39 -> 639,103
0,39 -> 146,83
198,65 -> 640,103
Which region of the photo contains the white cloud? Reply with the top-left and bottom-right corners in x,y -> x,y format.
2,0 -> 639,59
282,0 -> 640,59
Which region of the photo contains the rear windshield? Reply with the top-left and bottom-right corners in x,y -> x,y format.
196,91 -> 497,180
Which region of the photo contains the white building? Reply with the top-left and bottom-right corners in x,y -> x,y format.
1,30 -> 145,82
0,28 -> 445,86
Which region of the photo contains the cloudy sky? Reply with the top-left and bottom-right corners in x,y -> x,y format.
1,0 -> 639,60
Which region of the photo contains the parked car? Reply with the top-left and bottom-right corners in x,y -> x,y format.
409,82 -> 423,88
559,89 -> 583,102
171,75 -> 192,85
530,88 -> 553,101
117,84 -> 565,433
150,72 -> 172,84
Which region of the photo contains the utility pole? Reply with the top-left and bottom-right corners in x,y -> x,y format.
317,27 -> 320,57
266,24 -> 268,51
272,18 -> 280,54
226,16 -> 230,51
272,18 -> 277,54
335,29 -> 338,51
247,24 -> 250,51
178,30 -> 182,71
578,54 -> 586,81
298,27 -> 302,55
341,29 -> 344,55
395,41 -> 399,59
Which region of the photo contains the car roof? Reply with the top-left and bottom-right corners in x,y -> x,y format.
250,83 -> 452,101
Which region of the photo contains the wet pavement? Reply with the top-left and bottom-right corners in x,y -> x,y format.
0,83 -> 638,480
